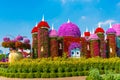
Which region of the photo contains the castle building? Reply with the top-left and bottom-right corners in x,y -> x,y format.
31,16 -> 120,58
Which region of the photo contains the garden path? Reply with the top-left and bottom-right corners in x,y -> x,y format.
0,76 -> 86,80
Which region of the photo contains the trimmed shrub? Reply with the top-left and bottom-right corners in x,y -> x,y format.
50,73 -> 57,78
34,72 -> 41,78
19,73 -> 27,78
58,73 -> 65,77
27,73 -> 34,78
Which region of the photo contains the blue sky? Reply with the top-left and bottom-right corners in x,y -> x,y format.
0,0 -> 120,52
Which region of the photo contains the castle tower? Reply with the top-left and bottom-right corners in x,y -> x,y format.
37,16 -> 50,58
88,34 -> 100,57
84,27 -> 90,40
95,24 -> 106,58
112,24 -> 120,57
31,23 -> 38,58
84,28 -> 91,58
49,24 -> 58,57
106,23 -> 116,57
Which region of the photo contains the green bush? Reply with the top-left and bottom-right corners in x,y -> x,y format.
34,72 -> 41,78
41,73 -> 49,78
19,73 -> 27,78
1,57 -> 120,78
27,73 -> 34,78
87,69 -> 101,80
50,73 -> 57,78
58,73 -> 65,77
65,72 -> 72,77
58,67 -> 64,73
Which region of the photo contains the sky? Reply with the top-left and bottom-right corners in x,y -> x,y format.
0,0 -> 120,52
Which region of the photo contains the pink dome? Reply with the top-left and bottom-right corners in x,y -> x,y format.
112,24 -> 120,36
49,30 -> 58,37
58,22 -> 81,37
88,34 -> 99,40
106,28 -> 116,34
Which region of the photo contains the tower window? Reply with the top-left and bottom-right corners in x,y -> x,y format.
41,46 -> 44,52
59,43 -> 62,49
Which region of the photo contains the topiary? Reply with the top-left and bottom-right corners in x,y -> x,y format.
58,72 -> 65,77
50,73 -> 57,78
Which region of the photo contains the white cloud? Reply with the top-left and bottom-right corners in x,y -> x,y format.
81,16 -> 86,20
98,19 -> 116,26
60,0 -> 95,4
117,2 -> 120,7
61,0 -> 66,4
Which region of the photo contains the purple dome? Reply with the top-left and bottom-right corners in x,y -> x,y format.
106,28 -> 116,34
49,30 -> 58,37
88,34 -> 99,40
112,24 -> 120,36
58,22 -> 81,37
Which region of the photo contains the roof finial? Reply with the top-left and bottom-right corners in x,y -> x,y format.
42,14 -> 44,21
109,22 -> 112,28
86,27 -> 88,32
92,28 -> 94,34
52,24 -> 54,30
98,23 -> 101,27
35,22 -> 37,27
90,30 -> 92,34
67,18 -> 70,23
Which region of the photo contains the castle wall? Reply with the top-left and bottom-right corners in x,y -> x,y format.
90,40 -> 100,57
63,36 -> 81,56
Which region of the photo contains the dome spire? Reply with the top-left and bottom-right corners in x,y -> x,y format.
98,23 -> 101,27
52,24 -> 54,30
109,22 -> 112,28
86,27 -> 88,32
67,18 -> 70,23
35,22 -> 38,27
92,28 -> 94,34
42,14 -> 44,21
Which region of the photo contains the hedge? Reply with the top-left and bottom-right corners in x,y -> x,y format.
0,57 -> 120,78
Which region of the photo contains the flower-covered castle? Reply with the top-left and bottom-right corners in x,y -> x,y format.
31,16 -> 120,58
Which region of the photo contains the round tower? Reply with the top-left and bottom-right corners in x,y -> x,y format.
84,27 -> 90,40
106,23 -> 116,57
88,34 -> 100,57
49,24 -> 58,57
112,24 -> 120,57
95,24 -> 106,58
37,16 -> 50,58
31,23 -> 38,58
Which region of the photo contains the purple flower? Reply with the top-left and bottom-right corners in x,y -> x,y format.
3,37 -> 10,42
49,30 -> 58,37
58,22 -> 81,37
11,39 -> 17,42
88,34 -> 99,40
24,39 -> 30,44
68,42 -> 81,56
106,28 -> 116,34
16,35 -> 23,41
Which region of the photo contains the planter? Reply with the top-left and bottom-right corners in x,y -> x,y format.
9,50 -> 23,63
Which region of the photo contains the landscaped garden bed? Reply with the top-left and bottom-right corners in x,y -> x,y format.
0,57 -> 120,78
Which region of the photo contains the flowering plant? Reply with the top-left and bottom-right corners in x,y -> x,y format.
2,35 -> 31,50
